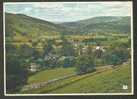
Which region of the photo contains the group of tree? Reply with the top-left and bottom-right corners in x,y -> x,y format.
6,35 -> 131,93
6,44 -> 29,93
103,42 -> 130,66
34,37 -> 130,74
75,54 -> 95,74
6,42 -> 43,93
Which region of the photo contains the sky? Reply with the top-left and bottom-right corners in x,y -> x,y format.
4,2 -> 132,22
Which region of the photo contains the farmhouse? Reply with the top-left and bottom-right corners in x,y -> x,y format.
95,46 -> 105,52
28,63 -> 40,72
94,46 -> 105,58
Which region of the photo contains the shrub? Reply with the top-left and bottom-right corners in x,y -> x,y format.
6,49 -> 28,93
104,47 -> 130,66
76,55 -> 95,74
63,57 -> 75,68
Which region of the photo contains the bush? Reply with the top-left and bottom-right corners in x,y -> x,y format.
63,57 -> 75,68
6,51 -> 28,93
104,47 -> 130,66
76,55 -> 95,74
6,44 -> 30,93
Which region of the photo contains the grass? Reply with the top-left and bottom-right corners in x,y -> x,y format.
20,62 -> 131,94
51,63 -> 131,93
27,67 -> 76,84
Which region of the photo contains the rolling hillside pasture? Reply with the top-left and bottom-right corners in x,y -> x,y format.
5,13 -> 131,39
60,16 -> 131,34
27,67 -> 76,84
51,63 -> 131,93
21,61 -> 131,94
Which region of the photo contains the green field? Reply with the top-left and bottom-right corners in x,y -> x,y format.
21,61 -> 131,94
27,67 -> 76,84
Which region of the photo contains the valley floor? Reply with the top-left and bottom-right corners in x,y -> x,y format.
19,61 -> 132,94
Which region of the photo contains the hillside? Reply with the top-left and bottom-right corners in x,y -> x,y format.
5,13 -> 66,38
60,16 -> 131,34
5,13 -> 131,38
20,61 -> 131,93
51,63 -> 131,93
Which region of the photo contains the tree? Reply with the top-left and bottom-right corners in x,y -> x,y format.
43,40 -> 54,56
61,36 -> 75,56
35,58 -> 44,69
63,57 -> 75,68
104,47 -> 130,66
104,53 -> 121,66
6,44 -> 28,93
76,55 -> 95,74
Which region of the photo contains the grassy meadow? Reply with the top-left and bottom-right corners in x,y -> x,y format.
27,67 -> 75,84
20,61 -> 131,94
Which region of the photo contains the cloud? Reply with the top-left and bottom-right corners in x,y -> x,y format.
4,2 -> 132,22
24,7 -> 32,12
33,2 -> 64,9
97,2 -> 131,7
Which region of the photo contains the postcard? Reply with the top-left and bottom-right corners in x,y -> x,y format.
3,1 -> 133,96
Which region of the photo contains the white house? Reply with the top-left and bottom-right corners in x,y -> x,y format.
28,63 -> 39,72
95,46 -> 105,52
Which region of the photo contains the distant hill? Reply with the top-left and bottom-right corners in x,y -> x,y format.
60,16 -> 131,34
5,13 -> 131,38
5,13 -> 67,38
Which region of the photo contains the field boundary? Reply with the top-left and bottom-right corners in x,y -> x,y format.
22,74 -> 76,91
22,65 -> 113,92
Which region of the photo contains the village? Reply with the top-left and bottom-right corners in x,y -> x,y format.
28,37 -> 107,72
